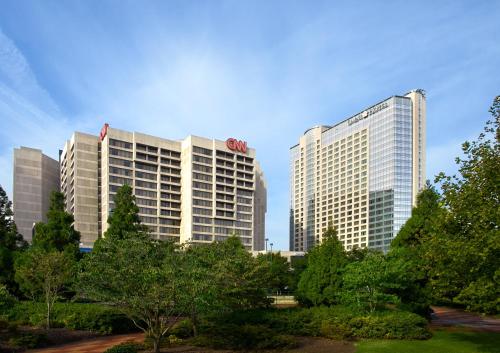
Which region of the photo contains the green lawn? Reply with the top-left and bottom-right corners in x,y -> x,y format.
355,330 -> 500,353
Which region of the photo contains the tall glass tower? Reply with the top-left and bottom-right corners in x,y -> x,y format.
290,89 -> 426,253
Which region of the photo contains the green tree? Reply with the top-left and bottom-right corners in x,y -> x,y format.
209,236 -> 270,311
32,191 -> 80,253
14,248 -> 74,328
296,226 -> 347,306
256,251 -> 292,295
0,185 -> 26,292
177,245 -> 217,337
104,184 -> 147,240
428,96 -> 500,313
79,234 -> 181,353
391,181 -> 443,249
342,252 -> 400,312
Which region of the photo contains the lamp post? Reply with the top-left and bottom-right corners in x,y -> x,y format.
270,242 -> 273,253
265,238 -> 269,252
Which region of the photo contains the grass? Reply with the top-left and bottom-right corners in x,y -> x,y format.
355,329 -> 500,353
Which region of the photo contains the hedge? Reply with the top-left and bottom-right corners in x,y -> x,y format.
4,302 -> 137,334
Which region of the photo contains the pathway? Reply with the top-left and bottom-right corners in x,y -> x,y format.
28,332 -> 145,353
431,306 -> 500,333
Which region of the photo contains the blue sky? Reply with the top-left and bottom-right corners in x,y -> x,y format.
0,0 -> 498,250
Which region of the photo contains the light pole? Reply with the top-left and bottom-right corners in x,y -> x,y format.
270,242 -> 273,253
265,238 -> 269,252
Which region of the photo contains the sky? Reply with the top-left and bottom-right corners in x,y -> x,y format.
0,0 -> 499,250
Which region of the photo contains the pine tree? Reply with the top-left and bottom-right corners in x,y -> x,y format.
104,184 -> 147,240
296,226 -> 347,306
0,185 -> 26,289
33,191 -> 80,252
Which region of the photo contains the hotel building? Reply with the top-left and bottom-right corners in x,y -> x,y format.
13,147 -> 60,241
290,89 -> 426,252
60,125 -> 266,250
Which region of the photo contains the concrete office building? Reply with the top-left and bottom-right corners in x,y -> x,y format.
13,147 -> 60,241
290,89 -> 426,253
60,125 -> 267,250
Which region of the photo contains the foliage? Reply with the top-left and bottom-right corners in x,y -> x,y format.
342,252 -> 401,312
256,251 -> 292,294
5,301 -> 136,333
204,306 -> 430,341
355,330 -> 500,353
207,236 -> 270,311
192,323 -> 298,350
7,332 -> 48,349
14,248 -> 75,328
103,342 -> 144,353
79,234 -> 181,353
32,192 -> 80,254
0,185 -> 26,292
391,182 -> 443,249
296,226 -> 347,306
427,96 -> 500,313
0,284 -> 16,311
175,245 -> 217,337
103,184 -> 148,240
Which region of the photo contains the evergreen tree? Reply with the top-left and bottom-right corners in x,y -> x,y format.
391,181 -> 443,248
0,185 -> 26,290
104,184 -> 147,240
32,191 -> 80,253
296,226 -> 347,306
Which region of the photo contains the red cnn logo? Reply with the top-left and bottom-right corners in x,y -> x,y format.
99,123 -> 109,141
226,138 -> 247,153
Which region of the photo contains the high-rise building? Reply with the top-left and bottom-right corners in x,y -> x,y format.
13,147 -> 60,241
60,125 -> 267,250
290,89 -> 426,253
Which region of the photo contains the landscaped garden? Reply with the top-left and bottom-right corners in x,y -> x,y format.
0,98 -> 499,352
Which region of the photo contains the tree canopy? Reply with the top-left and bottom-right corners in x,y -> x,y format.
32,191 -> 80,253
296,226 -> 347,306
104,184 -> 148,240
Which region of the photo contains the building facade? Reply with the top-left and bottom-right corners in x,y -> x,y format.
61,125 -> 267,250
13,147 -> 60,241
290,89 -> 426,253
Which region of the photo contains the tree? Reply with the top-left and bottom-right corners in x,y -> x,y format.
79,234 -> 181,353
104,184 -> 148,240
32,191 -> 80,253
177,245 -> 218,337
14,248 -> 74,328
208,236 -> 270,311
0,185 -> 26,292
256,252 -> 292,295
296,226 -> 347,306
342,252 -> 400,312
428,96 -> 500,313
391,181 -> 443,249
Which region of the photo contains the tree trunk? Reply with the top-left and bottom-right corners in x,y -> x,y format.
153,336 -> 160,353
46,300 -> 51,329
191,309 -> 198,337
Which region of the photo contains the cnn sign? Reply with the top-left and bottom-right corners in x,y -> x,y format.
226,138 -> 247,153
99,123 -> 109,141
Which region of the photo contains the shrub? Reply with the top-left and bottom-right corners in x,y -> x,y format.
6,302 -> 137,333
170,319 -> 193,338
103,342 -> 143,353
7,332 -> 48,349
193,323 -> 298,350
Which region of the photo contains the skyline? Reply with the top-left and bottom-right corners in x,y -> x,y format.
1,1 -> 499,250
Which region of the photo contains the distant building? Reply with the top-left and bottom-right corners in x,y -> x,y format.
290,89 -> 426,253
60,125 -> 267,250
13,147 -> 60,241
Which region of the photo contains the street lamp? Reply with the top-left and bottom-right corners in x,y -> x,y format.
270,242 -> 273,253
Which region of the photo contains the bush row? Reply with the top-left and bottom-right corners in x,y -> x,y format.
4,302 -> 137,334
207,305 -> 431,340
